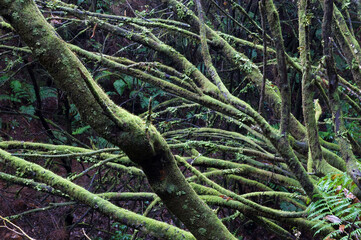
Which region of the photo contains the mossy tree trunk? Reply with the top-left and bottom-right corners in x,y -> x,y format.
1,0 -> 361,238
0,0 -> 236,239
322,0 -> 361,190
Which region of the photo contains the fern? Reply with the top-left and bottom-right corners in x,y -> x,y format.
72,125 -> 91,135
308,173 -> 361,239
8,80 -> 36,103
0,74 -> 10,87
89,136 -> 115,149
40,87 -> 57,100
0,94 -> 21,102
19,105 -> 35,116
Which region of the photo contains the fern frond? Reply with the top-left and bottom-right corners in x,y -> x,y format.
314,221 -> 333,236
344,228 -> 361,240
308,173 -> 360,239
333,202 -> 352,215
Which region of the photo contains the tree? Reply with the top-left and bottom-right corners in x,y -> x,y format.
0,0 -> 360,239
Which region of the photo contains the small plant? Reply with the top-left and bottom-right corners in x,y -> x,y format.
308,173 -> 361,239
110,223 -> 131,240
110,222 -> 143,240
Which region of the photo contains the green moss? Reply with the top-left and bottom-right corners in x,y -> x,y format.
166,183 -> 176,193
176,190 -> 186,196
176,4 -> 186,19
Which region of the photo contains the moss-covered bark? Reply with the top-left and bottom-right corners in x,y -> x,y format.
322,0 -> 361,191
0,1 -> 236,239
264,0 -> 290,135
166,0 -> 320,199
2,0 -> 361,237
299,0 -> 325,175
0,149 -> 194,239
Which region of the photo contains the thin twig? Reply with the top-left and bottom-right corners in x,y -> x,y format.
0,215 -> 36,240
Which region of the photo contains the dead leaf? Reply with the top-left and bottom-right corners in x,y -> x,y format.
339,224 -> 345,233
324,237 -> 336,240
343,188 -> 356,200
50,15 -> 62,25
324,215 -> 341,223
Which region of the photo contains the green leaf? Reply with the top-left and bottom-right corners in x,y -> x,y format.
114,77 -> 132,96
